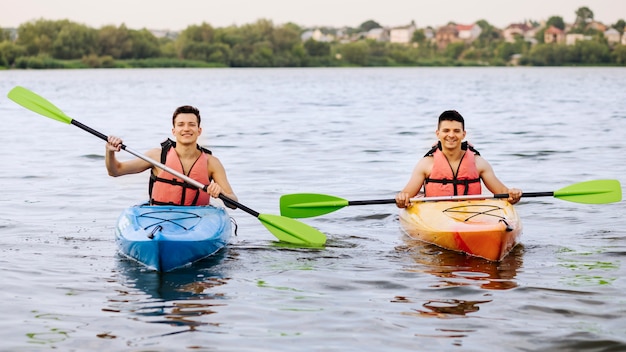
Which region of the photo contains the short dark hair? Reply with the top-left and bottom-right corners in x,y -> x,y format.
438,110 -> 464,130
172,105 -> 201,126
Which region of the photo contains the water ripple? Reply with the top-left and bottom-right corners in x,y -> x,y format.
1,67 -> 625,351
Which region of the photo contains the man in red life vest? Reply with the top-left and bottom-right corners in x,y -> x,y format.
105,105 -> 237,208
395,110 -> 521,208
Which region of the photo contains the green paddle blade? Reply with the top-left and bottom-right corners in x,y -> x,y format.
280,193 -> 350,218
7,86 -> 73,124
258,214 -> 326,246
553,179 -> 622,204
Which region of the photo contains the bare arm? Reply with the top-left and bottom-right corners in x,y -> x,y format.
105,136 -> 157,177
476,156 -> 522,204
206,155 -> 238,209
395,157 -> 432,208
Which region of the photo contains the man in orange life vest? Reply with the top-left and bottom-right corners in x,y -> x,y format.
395,110 -> 522,208
105,105 -> 237,208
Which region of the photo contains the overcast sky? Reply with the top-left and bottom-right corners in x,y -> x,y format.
2,0 -> 624,30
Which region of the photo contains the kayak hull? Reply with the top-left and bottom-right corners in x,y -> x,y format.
399,199 -> 522,261
115,204 -> 232,272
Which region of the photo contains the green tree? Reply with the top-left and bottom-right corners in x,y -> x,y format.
546,16 -> 565,30
495,41 -> 518,61
17,19 -> 53,55
304,38 -> 330,56
17,19 -> 62,56
180,22 -> 215,43
575,6 -> 594,27
0,41 -> 27,66
495,37 -> 529,62
359,20 -> 381,32
288,43 -> 307,66
444,42 -> 465,60
128,29 -> 160,59
411,29 -> 426,44
475,20 -> 501,48
15,19 -> 97,59
612,45 -> 626,64
249,40 -> 274,66
340,41 -> 369,65
229,44 -> 249,67
388,44 -> 415,64
97,25 -> 133,59
158,37 -> 177,58
569,40 -> 610,64
612,19 -> 626,35
366,40 -> 391,65
527,43 -> 569,65
223,19 -> 276,66
181,42 -> 230,64
241,19 -> 274,45
0,28 -> 11,42
472,19 -> 501,61
51,22 -> 97,59
214,26 -> 244,48
177,22 -> 215,59
271,23 -> 300,52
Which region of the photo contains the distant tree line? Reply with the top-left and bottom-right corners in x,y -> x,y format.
1,14 -> 625,69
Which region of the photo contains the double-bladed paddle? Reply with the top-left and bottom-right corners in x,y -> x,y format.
280,179 -> 622,218
8,85 -> 326,246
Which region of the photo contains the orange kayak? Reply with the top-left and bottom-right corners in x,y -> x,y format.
399,199 -> 522,261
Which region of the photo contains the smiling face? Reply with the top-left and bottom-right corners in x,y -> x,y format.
435,120 -> 466,150
172,113 -> 202,145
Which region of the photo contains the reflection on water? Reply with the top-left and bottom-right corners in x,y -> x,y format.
393,238 -> 524,324
2,68 -> 625,350
399,237 -> 523,291
400,298 -> 493,319
107,249 -> 231,335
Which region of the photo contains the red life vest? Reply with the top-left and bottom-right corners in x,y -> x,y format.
424,141 -> 482,196
149,139 -> 211,206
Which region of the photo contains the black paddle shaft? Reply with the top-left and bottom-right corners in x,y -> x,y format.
71,119 -> 123,147
71,119 -> 257,216
495,192 -> 554,198
72,117 -> 559,208
219,194 -> 260,217
348,192 -> 556,205
348,199 -> 396,206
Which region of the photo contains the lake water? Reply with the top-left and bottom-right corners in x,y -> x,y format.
0,67 -> 625,351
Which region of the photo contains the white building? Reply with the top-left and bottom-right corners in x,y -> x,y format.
390,23 -> 416,44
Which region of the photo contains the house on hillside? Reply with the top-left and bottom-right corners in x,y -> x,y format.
566,33 -> 591,45
423,27 -> 436,42
435,24 -> 459,49
390,23 -> 416,44
435,23 -> 481,49
301,29 -> 334,42
457,23 -> 481,42
503,23 -> 533,43
544,26 -> 565,44
604,28 -> 621,45
588,21 -> 607,32
366,27 -> 389,41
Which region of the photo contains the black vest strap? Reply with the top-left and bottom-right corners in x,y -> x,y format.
424,141 -> 481,157
148,139 -> 212,206
424,178 -> 481,195
423,141 -> 481,195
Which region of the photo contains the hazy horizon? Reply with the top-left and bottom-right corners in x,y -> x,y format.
2,0 -> 624,31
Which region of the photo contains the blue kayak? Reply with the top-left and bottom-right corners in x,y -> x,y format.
115,204 -> 232,272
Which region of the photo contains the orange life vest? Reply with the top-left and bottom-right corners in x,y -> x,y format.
424,141 -> 482,196
149,139 -> 211,206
